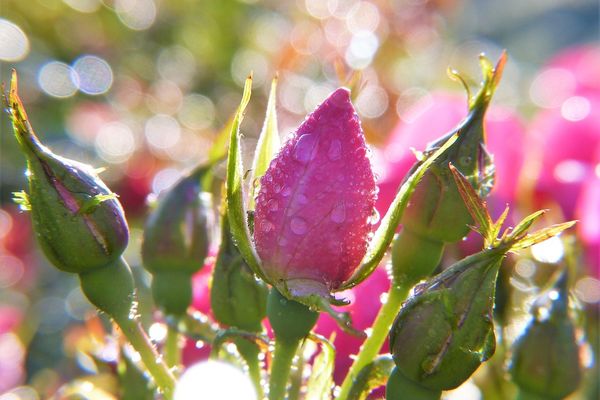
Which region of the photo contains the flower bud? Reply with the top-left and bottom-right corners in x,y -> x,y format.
142,166 -> 212,315
8,72 -> 128,274
399,55 -> 503,243
389,249 -> 503,391
509,273 -> 582,399
211,212 -> 268,332
253,88 -> 377,298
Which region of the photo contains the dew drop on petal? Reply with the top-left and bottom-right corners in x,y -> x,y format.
327,139 -> 342,161
330,202 -> 346,223
260,220 -> 275,233
290,217 -> 308,235
267,199 -> 279,212
281,186 -> 292,196
293,134 -> 318,164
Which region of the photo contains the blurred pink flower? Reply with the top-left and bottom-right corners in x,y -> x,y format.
577,173 -> 600,277
254,88 -> 377,297
378,91 -> 526,218
182,261 -> 213,366
315,266 -> 390,384
545,44 -> 600,96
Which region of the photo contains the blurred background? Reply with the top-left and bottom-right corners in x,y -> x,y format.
0,0 -> 599,398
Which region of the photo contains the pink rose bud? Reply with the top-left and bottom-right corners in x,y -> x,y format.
378,92 -> 526,218
254,88 -> 377,298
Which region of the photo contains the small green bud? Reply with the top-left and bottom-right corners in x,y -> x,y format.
389,249 -> 503,391
211,212 -> 268,332
7,71 -> 128,274
141,165 -> 213,316
267,288 -> 318,343
386,367 -> 441,400
401,54 -> 504,243
509,272 -> 582,399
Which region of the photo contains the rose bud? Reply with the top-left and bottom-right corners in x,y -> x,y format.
390,54 -> 505,285
7,72 -> 128,274
142,165 -> 213,316
253,87 -> 377,300
7,72 -> 136,325
389,249 -> 502,393
509,272 -> 583,399
211,211 -> 268,332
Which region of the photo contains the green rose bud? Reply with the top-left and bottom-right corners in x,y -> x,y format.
211,211 -> 268,332
389,249 -> 502,391
7,73 -> 129,274
142,165 -> 213,316
509,272 -> 582,399
400,54 -> 503,244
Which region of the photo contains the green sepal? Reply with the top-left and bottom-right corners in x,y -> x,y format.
347,354 -> 395,400
225,75 -> 268,282
339,132 -> 459,290
386,367 -> 442,400
249,76 -> 280,210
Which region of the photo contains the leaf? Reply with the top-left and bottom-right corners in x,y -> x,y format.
339,132 -> 459,290
249,77 -> 280,210
510,221 -> 577,251
305,334 -> 335,400
225,75 -> 268,282
509,210 -> 547,240
347,354 -> 395,400
449,163 -> 493,245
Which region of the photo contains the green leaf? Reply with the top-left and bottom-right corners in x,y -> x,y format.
306,334 -> 335,400
339,132 -> 459,290
347,354 -> 395,400
510,221 -> 577,251
449,164 -> 493,245
209,116 -> 234,164
509,210 -> 547,240
249,77 -> 280,210
226,75 -> 268,282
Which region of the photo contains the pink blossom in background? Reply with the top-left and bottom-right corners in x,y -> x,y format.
378,91 -> 526,218
544,44 -> 600,97
254,88 -> 377,295
315,266 -> 390,384
577,173 -> 600,277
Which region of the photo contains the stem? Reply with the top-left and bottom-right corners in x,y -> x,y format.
337,281 -> 410,400
116,316 -> 176,399
268,339 -> 300,400
164,324 -> 181,369
236,339 -> 265,400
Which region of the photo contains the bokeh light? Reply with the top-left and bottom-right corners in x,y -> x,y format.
72,55 -> 114,95
38,61 -> 79,98
175,361 -> 256,400
0,19 -> 29,62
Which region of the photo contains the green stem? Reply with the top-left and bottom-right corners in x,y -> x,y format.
164,324 -> 181,369
236,339 -> 265,399
116,316 -> 176,399
287,344 -> 305,400
337,230 -> 443,400
337,280 -> 410,400
269,339 -> 300,400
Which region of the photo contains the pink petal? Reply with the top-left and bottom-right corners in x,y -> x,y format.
254,88 -> 376,292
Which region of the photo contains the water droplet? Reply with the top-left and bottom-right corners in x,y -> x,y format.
460,156 -> 472,166
327,139 -> 342,161
273,183 -> 282,193
281,187 -> 292,196
330,202 -> 346,223
368,209 -> 380,225
290,217 -> 308,235
267,199 -> 279,212
293,134 -> 318,164
260,220 -> 275,233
